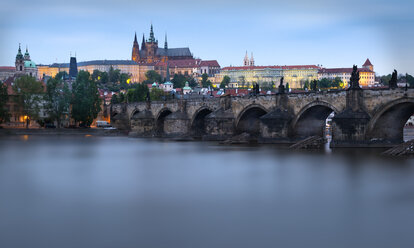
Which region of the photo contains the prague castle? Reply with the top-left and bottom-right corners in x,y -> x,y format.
131,24 -> 193,64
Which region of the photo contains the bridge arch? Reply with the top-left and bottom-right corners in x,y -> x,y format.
130,109 -> 140,120
155,108 -> 173,136
190,107 -> 213,138
366,98 -> 414,143
235,104 -> 268,135
291,101 -> 339,138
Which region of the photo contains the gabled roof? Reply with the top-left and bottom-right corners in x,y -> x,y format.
200,60 -> 220,67
363,58 -> 373,66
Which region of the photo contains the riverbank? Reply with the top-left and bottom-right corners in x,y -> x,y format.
0,128 -> 128,137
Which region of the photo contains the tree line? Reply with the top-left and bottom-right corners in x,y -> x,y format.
0,71 -> 102,128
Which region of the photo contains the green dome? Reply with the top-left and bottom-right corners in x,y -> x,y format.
24,60 -> 36,68
164,81 -> 172,85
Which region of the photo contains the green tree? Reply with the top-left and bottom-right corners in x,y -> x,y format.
111,94 -> 119,104
332,77 -> 342,88
201,73 -> 211,88
220,75 -> 231,88
120,73 -> 130,89
44,75 -> 71,128
150,88 -> 166,101
0,82 -> 10,124
127,84 -> 149,102
108,66 -> 121,83
118,92 -> 125,103
406,73 -> 414,87
318,78 -> 331,89
100,71 -> 109,84
92,69 -> 101,82
286,82 -> 290,92
71,71 -> 101,127
303,80 -> 310,90
143,70 -> 162,84
380,74 -> 392,86
172,74 -> 187,88
13,75 -> 44,128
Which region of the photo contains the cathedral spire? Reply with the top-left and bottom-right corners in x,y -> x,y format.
164,33 -> 168,49
250,52 -> 255,66
134,32 -> 137,43
141,33 -> 146,50
149,24 -> 156,43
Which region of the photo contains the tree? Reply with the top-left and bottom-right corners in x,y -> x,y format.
172,74 -> 186,88
286,82 -> 290,92
220,76 -> 231,88
144,70 -> 162,84
118,92 -> 125,103
111,94 -> 119,104
404,73 -> 414,87
71,71 -> 101,127
119,73 -> 130,89
201,73 -> 211,88
318,78 -> 331,89
44,75 -> 71,128
303,80 -> 310,90
108,66 -> 121,83
332,77 -> 342,88
0,82 -> 10,124
13,75 -> 44,128
127,84 -> 149,103
150,88 -> 166,101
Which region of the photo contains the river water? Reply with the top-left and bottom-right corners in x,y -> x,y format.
0,135 -> 414,248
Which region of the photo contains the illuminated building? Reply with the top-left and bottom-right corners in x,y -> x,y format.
219,65 -> 319,89
131,24 -> 193,64
318,59 -> 375,87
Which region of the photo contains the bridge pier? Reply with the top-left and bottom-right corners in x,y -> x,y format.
164,111 -> 191,137
331,88 -> 371,147
204,108 -> 235,140
260,108 -> 292,142
130,110 -> 155,136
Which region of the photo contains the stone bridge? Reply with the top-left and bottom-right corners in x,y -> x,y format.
111,88 -> 414,147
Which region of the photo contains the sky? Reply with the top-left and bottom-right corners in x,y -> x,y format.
1,0 -> 413,75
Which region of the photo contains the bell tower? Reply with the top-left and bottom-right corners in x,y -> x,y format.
15,43 -> 24,73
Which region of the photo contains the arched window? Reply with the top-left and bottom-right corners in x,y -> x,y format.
20,66 -> 22,71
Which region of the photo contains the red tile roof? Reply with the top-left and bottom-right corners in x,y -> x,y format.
200,60 -> 220,67
363,58 -> 373,66
157,59 -> 202,68
319,68 -> 373,74
222,65 -> 320,71
0,66 -> 15,72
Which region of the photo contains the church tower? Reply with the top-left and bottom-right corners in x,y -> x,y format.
132,32 -> 140,62
362,58 -> 373,71
243,51 -> 249,66
250,52 -> 255,66
24,46 -> 31,61
145,24 -> 159,63
15,43 -> 24,73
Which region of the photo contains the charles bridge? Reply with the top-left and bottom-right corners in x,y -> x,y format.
110,87 -> 414,147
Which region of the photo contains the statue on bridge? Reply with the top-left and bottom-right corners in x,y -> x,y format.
389,69 -> 398,90
278,77 -> 285,94
348,65 -> 361,89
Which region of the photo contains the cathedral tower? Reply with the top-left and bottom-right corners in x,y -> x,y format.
132,32 -> 140,62
250,52 -> 255,66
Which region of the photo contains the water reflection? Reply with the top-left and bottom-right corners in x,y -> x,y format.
0,136 -> 413,248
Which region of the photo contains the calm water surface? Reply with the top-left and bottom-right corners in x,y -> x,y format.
1,135 -> 414,248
